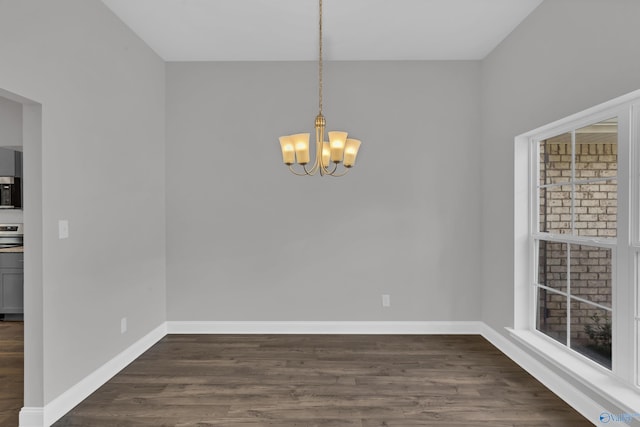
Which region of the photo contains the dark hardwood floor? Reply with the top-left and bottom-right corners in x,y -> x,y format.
54,334 -> 591,426
0,321 -> 23,427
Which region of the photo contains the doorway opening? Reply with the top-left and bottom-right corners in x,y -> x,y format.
0,88 -> 43,426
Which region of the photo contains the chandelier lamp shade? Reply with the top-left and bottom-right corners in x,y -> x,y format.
278,0 -> 362,177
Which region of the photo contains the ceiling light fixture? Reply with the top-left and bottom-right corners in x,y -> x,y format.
278,0 -> 362,177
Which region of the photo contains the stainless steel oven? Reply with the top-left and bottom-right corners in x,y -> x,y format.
0,224 -> 23,248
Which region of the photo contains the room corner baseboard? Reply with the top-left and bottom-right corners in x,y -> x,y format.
38,322 -> 167,427
19,407 -> 44,427
479,323 -> 606,426
24,320 -> 618,427
166,320 -> 485,335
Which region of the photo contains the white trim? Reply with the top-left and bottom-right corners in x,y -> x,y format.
535,284 -> 613,312
532,232 -> 617,248
19,320 -> 640,426
35,322 -> 167,427
166,320 -> 484,335
518,89 -> 640,142
514,132 -> 531,330
516,90 -> 640,391
18,407 -> 44,427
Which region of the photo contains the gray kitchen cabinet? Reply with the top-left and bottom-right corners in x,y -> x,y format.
0,253 -> 24,315
0,148 -> 22,177
14,150 -> 22,178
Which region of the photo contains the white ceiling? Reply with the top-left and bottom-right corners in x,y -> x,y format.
101,0 -> 543,61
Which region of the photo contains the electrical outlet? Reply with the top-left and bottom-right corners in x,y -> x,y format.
382,294 -> 391,307
121,317 -> 127,334
58,220 -> 69,239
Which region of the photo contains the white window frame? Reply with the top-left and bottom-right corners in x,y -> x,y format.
513,90 -> 640,415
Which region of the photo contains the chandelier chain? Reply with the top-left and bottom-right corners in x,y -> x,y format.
318,0 -> 323,115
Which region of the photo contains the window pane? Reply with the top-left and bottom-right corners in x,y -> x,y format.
537,287 -> 567,345
538,186 -> 546,233
570,299 -> 612,369
575,118 -> 617,180
537,241 -> 567,292
539,185 -> 572,234
575,180 -> 617,238
539,133 -> 572,185
569,244 -> 612,308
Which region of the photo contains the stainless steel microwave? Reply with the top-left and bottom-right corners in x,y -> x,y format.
0,177 -> 21,209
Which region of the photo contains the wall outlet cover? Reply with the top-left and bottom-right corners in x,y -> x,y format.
58,220 -> 69,239
382,294 -> 391,307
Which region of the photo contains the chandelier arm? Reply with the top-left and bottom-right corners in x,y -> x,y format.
288,165 -> 310,176
304,156 -> 320,175
321,162 -> 338,175
313,139 -> 324,175
328,166 -> 350,177
302,161 -> 318,175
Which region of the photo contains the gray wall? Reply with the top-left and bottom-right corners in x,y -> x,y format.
480,0 -> 640,329
5,0 -> 637,415
0,0 -> 166,404
166,61 -> 482,321
0,96 -> 22,148
481,1 -> 640,417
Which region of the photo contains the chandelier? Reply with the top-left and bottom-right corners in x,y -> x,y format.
278,0 -> 362,177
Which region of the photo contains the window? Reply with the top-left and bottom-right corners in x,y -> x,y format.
514,91 -> 640,391
535,119 -> 617,369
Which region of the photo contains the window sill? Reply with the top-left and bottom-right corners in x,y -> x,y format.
507,328 -> 640,415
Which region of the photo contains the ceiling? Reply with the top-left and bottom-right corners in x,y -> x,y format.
101,0 -> 543,61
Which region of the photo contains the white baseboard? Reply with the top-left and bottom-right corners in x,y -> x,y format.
21,320 -> 631,427
166,320 -> 485,335
22,322 -> 168,427
18,407 -> 44,427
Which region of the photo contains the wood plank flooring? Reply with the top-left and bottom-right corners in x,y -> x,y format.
54,334 -> 591,426
0,321 -> 23,427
